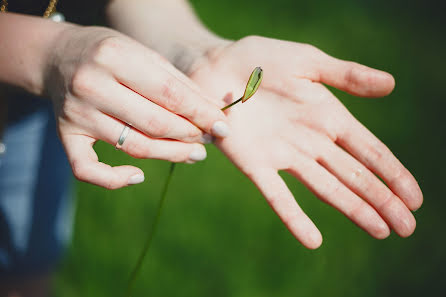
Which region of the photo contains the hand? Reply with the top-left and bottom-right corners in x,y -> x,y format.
44,26 -> 229,189
189,36 -> 423,249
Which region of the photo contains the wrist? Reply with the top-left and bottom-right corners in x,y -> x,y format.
36,22 -> 78,96
106,0 -> 232,74
0,13 -> 74,96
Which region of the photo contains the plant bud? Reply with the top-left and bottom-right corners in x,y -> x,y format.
242,67 -> 263,103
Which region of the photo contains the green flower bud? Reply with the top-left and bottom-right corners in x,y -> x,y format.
242,67 -> 263,103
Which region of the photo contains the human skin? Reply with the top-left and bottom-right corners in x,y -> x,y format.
0,12 -> 230,189
107,0 -> 423,248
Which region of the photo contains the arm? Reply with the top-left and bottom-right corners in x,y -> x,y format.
106,0 -> 227,74
0,12 -> 229,189
0,13 -> 71,95
107,0 -> 423,248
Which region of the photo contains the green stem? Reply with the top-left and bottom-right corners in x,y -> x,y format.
221,97 -> 242,111
125,162 -> 176,297
125,97 -> 243,297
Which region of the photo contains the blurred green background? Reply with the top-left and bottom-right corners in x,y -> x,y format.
54,0 -> 446,296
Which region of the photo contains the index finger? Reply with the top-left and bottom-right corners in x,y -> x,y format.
96,37 -> 229,138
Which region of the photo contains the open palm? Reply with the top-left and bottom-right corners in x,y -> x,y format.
189,36 -> 422,249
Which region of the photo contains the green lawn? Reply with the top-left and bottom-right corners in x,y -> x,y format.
54,0 -> 446,296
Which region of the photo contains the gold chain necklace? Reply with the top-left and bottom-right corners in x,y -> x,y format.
1,0 -> 60,19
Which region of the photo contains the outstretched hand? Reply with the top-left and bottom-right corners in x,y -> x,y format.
189,36 -> 423,249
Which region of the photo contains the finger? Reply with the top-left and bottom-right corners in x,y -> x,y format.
92,111 -> 207,163
62,134 -> 145,189
78,73 -> 207,143
287,154 -> 390,240
318,141 -> 416,237
99,38 -> 229,137
315,51 -> 395,98
337,120 -> 423,211
249,169 -> 322,249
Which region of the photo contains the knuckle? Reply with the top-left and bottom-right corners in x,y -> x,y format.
150,50 -> 171,66
363,143 -> 384,165
125,140 -> 147,159
377,191 -> 396,212
188,106 -> 200,120
185,105 -> 207,124
91,36 -> 122,66
344,62 -> 362,86
160,78 -> 184,110
61,98 -> 96,128
323,181 -> 342,198
59,96 -> 76,120
350,167 -> 371,191
146,116 -> 170,138
239,35 -> 264,45
348,202 -> 365,219
299,43 -> 324,58
104,179 -> 121,190
302,43 -> 319,53
389,167 -> 405,185
71,159 -> 89,182
70,66 -> 95,96
170,153 -> 188,163
187,127 -> 201,139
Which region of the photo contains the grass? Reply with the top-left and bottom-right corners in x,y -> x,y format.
54,0 -> 446,296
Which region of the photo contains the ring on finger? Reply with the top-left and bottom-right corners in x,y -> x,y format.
115,124 -> 131,150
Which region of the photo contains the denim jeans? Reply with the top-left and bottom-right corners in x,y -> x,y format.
0,95 -> 74,277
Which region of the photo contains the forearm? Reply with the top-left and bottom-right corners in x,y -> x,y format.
0,12 -> 73,96
106,0 -> 228,73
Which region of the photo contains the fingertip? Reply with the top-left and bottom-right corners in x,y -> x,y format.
347,65 -> 394,97
308,232 -> 323,249
394,172 -> 424,211
395,212 -> 417,238
384,71 -> 396,94
293,220 -> 323,249
116,165 -> 145,187
372,221 -> 391,240
188,143 -> 207,162
128,173 -> 145,185
211,121 -> 230,138
409,184 -> 424,211
368,70 -> 395,97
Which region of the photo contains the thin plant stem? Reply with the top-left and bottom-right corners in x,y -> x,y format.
125,162 -> 176,297
125,71 -> 259,296
221,97 -> 242,111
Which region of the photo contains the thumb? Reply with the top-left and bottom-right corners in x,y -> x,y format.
317,54 -> 395,98
63,134 -> 145,189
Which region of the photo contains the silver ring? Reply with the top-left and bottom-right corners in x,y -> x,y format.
115,125 -> 131,150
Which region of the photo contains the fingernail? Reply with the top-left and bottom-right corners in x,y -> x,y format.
189,145 -> 207,161
128,174 -> 145,185
211,121 -> 229,137
200,133 -> 213,144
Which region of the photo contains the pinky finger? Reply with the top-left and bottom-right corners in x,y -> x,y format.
249,169 -> 322,249
63,134 -> 145,189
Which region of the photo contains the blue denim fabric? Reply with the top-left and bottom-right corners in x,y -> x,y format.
0,95 -> 74,277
